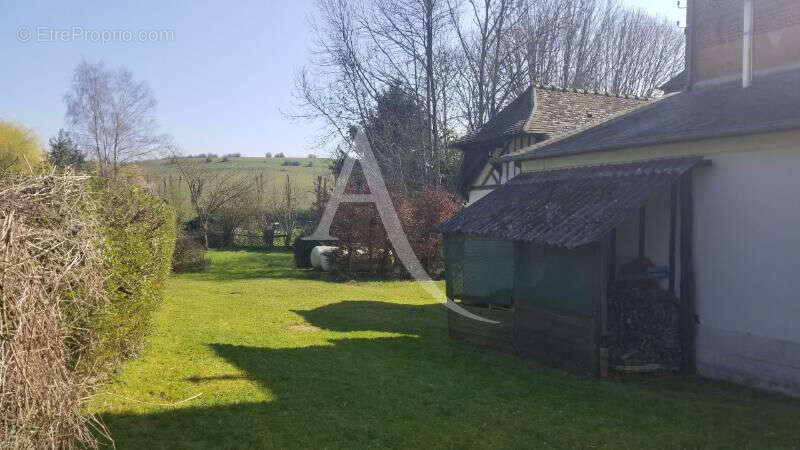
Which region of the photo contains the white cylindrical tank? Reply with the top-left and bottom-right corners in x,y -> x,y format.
311,246 -> 337,271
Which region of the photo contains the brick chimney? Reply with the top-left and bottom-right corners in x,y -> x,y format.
688,0 -> 800,89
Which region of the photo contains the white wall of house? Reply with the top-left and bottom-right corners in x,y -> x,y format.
517,130 -> 800,396
692,146 -> 800,396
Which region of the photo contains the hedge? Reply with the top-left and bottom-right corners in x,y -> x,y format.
87,181 -> 177,374
0,173 -> 176,449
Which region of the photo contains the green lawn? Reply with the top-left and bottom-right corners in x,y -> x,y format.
89,250 -> 800,449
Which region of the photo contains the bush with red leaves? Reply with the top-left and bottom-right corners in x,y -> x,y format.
323,169 -> 462,277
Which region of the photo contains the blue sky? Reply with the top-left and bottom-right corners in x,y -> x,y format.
1,0 -> 683,157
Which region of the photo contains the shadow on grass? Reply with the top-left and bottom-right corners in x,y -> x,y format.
100,300 -> 800,449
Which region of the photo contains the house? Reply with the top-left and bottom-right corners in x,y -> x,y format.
439,0 -> 800,397
451,86 -> 647,205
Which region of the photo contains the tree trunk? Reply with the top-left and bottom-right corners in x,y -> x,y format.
202,217 -> 210,250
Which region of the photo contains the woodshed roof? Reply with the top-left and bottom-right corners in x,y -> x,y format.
437,156 -> 704,249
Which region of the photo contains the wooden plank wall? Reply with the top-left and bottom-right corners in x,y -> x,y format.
514,305 -> 598,376
447,240 -> 604,376
448,305 -> 514,353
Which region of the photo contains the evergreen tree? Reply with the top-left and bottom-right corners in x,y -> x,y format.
48,129 -> 84,168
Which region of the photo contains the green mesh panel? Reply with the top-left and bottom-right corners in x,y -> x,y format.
443,235 -> 465,299
462,237 -> 514,306
444,235 -> 514,305
513,242 -> 600,316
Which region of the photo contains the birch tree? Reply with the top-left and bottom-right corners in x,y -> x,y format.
65,60 -> 169,179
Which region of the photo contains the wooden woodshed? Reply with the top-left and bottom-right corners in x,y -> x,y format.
438,156 -> 705,376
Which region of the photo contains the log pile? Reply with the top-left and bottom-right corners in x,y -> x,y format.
607,282 -> 681,371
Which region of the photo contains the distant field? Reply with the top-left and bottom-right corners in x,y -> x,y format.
136,156 -> 333,216
138,156 -> 333,174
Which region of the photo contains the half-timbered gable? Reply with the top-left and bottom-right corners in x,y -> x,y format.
452,86 -> 648,204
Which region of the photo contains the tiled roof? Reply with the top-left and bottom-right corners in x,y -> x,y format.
526,87 -> 648,136
453,87 -> 535,148
452,85 -> 649,196
505,68 -> 800,162
452,86 -> 648,148
437,156 -> 704,249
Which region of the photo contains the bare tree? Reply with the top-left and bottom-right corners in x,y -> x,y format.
294,0 -> 684,187
447,0 -> 530,129
278,174 -> 298,248
518,0 -> 683,97
173,156 -> 253,249
64,60 -> 168,178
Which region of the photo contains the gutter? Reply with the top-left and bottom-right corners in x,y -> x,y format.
502,120 -> 800,163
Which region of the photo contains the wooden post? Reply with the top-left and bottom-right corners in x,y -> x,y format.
669,183 -> 678,293
679,173 -> 697,374
638,206 -> 646,258
608,228 -> 617,288
598,238 -> 610,378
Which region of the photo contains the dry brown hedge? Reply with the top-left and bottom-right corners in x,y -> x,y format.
0,172 -> 108,448
0,171 -> 176,449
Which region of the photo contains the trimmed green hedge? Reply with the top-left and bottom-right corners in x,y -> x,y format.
86,182 -> 176,374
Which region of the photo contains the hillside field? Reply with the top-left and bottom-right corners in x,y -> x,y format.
136,156 -> 333,219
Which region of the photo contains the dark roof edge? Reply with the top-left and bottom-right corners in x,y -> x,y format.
450,134 -> 520,150
505,154 -> 708,181
498,97 -> 666,162
451,85 -> 650,149
512,119 -> 800,162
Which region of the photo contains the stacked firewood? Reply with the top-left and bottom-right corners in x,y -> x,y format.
607,283 -> 681,370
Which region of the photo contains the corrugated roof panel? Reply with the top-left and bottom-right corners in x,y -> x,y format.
437,156 -> 704,248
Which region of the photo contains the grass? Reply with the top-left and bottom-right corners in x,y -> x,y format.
88,250 -> 800,449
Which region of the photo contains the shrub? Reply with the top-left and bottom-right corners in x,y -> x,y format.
0,172 -> 107,448
398,188 -> 462,276
221,156 -> 229,162
275,152 -> 286,158
89,181 -> 177,372
265,152 -> 272,158
326,181 -> 461,277
172,231 -> 208,272
0,173 -> 175,448
308,153 -> 317,158
281,160 -> 301,167
0,121 -> 42,174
